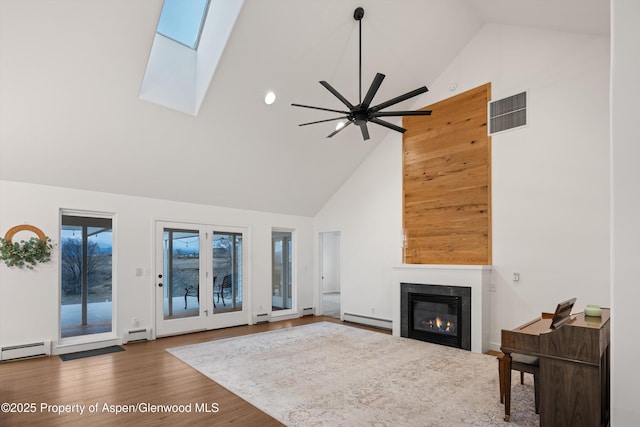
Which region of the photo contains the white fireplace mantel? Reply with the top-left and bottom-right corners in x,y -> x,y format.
392,264 -> 491,353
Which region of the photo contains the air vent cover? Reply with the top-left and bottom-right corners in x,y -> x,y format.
489,91 -> 527,135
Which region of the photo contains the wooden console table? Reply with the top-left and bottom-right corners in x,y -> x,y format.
501,309 -> 610,426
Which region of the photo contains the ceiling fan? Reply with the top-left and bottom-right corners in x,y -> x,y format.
292,7 -> 432,141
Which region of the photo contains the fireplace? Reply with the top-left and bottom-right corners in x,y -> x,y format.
393,265 -> 490,353
401,283 -> 471,350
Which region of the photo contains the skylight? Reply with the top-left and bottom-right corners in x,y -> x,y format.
140,0 -> 245,115
156,0 -> 210,50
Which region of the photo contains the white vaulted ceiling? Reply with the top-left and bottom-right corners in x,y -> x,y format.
0,0 -> 609,216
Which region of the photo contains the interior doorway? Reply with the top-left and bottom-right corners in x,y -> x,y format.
320,231 -> 340,318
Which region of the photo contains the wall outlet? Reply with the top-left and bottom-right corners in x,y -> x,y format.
490,282 -> 497,292
513,272 -> 520,282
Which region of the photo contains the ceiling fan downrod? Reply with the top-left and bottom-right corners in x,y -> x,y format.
354,7 -> 364,104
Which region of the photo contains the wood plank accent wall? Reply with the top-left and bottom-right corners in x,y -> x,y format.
402,83 -> 492,265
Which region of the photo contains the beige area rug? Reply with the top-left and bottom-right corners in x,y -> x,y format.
167,322 -> 538,427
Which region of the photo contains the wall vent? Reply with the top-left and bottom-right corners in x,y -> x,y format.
300,307 -> 314,317
489,91 -> 527,135
123,328 -> 150,344
1,340 -> 51,361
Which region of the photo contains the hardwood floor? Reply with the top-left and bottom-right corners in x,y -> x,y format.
0,316 -> 388,427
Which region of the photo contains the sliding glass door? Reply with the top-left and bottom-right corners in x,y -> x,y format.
155,221 -> 248,336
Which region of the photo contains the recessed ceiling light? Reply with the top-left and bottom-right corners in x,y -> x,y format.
264,91 -> 276,105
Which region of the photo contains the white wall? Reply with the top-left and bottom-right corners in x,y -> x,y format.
611,0 -> 640,423
314,22 -> 610,349
315,137 -> 402,320
0,180 -> 314,352
456,24 -> 611,346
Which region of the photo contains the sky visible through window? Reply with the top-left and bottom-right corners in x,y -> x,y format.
157,0 -> 210,49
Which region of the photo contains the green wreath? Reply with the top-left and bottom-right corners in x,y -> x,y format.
0,225 -> 53,269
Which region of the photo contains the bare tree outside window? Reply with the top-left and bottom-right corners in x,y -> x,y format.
61,238 -> 112,304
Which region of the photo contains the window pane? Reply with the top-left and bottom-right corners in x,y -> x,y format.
157,0 -> 210,49
213,232 -> 243,312
60,215 -> 112,338
163,229 -> 200,319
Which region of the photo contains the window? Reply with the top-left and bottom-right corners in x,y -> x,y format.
60,214 -> 113,339
156,0 -> 210,49
140,0 -> 243,115
272,230 -> 293,311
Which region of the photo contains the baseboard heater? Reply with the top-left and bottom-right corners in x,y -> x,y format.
123,328 -> 150,344
254,313 -> 270,324
1,340 -> 51,361
300,307 -> 314,316
343,313 -> 392,330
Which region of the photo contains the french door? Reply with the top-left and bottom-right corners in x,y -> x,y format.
155,221 -> 248,337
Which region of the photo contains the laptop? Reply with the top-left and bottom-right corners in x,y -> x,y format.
550,297 -> 577,329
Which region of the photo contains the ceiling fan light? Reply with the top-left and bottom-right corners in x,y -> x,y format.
264,91 -> 276,105
335,121 -> 346,131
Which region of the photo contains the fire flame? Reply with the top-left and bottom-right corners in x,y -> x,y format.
435,317 -> 442,328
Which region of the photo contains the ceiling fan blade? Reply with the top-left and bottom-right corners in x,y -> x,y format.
327,121 -> 353,138
370,117 -> 406,133
370,86 -> 428,112
357,122 -> 370,140
361,73 -> 385,109
291,103 -> 349,115
319,81 -> 354,109
373,110 -> 432,117
298,116 -> 349,127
